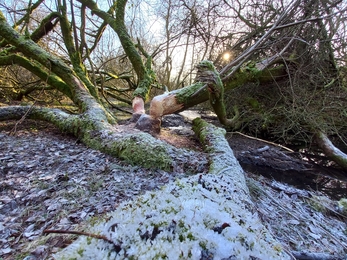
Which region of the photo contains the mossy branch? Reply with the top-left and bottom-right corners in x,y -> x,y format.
30,12 -> 59,42
0,54 -> 73,99
314,130 -> 347,171
78,0 -> 155,101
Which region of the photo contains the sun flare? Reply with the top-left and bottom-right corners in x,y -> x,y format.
223,52 -> 231,60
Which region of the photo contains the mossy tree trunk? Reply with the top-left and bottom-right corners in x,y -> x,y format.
55,119 -> 290,259
78,0 -> 157,115
142,60 -> 286,134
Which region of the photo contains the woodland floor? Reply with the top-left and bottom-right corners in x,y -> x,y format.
0,113 -> 347,260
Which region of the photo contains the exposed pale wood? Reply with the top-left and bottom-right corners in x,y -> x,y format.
149,93 -> 184,118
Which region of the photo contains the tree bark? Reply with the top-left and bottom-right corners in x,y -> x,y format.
139,60 -> 284,135
0,105 -> 207,172
0,8 -> 207,172
314,130 -> 347,171
79,0 -> 157,114
54,119 -> 290,259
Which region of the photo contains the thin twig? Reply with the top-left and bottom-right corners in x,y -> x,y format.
10,103 -> 36,135
230,131 -> 294,152
43,229 -> 114,244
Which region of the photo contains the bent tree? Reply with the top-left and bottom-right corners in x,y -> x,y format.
0,0 -> 346,257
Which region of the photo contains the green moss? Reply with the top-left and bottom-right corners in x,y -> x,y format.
246,97 -> 260,110
119,143 -> 170,169
77,248 -> 84,256
163,206 -> 178,214
187,232 -> 195,240
14,253 -> 30,260
86,237 -> 92,245
178,220 -> 185,228
175,82 -> 206,105
192,117 -> 209,143
199,241 -> 207,250
175,179 -> 186,189
103,133 -> 173,170
133,64 -> 157,101
198,60 -> 216,70
153,221 -> 168,228
273,243 -> 284,253
307,195 -> 332,213
193,117 -> 226,144
338,198 -> 347,214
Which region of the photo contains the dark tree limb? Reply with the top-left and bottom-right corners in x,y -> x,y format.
30,12 -> 59,43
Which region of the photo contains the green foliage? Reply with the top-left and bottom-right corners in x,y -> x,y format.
307,195 -> 333,214
77,248 -> 84,257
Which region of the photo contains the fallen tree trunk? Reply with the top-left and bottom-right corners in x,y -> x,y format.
0,105 -> 207,172
139,61 -> 284,135
53,119 -> 290,259
150,62 -> 285,118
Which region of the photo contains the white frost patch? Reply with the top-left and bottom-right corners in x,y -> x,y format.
55,174 -> 289,259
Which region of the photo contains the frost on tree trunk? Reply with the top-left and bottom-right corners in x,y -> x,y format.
54,119 -> 290,260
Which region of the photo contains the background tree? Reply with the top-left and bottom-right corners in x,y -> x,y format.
220,0 -> 347,168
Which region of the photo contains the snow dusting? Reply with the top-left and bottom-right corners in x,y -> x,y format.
55,173 -> 289,259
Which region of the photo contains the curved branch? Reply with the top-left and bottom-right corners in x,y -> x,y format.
57,1 -> 99,99
12,0 -> 45,29
0,11 -> 111,120
79,0 -> 146,80
0,105 -> 77,133
16,84 -> 55,101
196,60 -> 239,129
78,0 -> 155,103
314,130 -> 347,171
0,54 -> 73,99
30,12 -> 60,43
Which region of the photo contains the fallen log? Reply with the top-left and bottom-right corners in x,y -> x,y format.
53,119 -> 290,259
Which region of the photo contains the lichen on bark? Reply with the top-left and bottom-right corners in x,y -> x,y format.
54,119 -> 289,260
